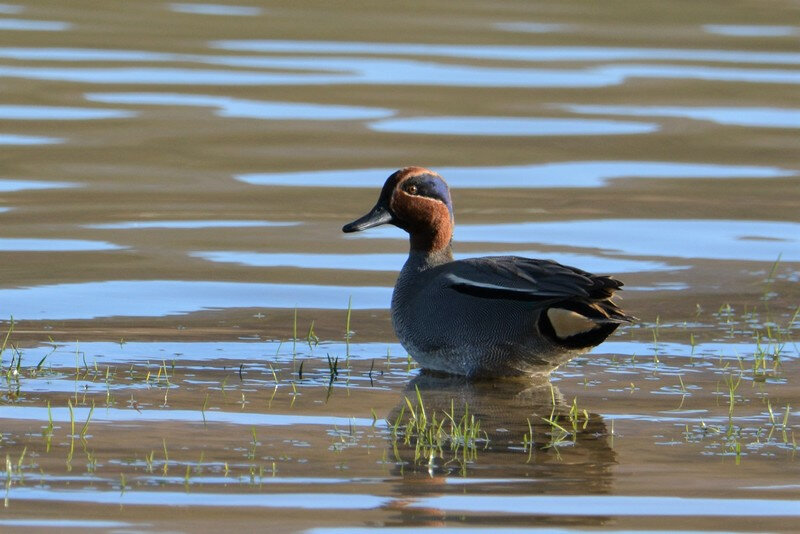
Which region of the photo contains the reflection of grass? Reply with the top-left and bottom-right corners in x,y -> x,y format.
0,274 -> 796,506
390,385 -> 487,469
0,316 -> 13,366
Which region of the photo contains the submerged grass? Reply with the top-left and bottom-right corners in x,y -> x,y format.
390,385 -> 488,469
0,274 -> 795,505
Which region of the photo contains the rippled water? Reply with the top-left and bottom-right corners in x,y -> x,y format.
238,161 -> 796,188
0,1 -> 798,532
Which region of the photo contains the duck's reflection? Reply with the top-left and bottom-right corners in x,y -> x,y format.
384,372 -> 615,527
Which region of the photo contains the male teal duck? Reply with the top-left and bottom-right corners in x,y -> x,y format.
343,166 -> 635,377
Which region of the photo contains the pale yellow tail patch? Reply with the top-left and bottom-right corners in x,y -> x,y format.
547,308 -> 599,339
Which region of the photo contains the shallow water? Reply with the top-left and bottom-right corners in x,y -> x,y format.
0,0 -> 799,532
237,161 -> 796,188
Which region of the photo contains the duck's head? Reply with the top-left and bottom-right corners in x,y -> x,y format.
342,166 -> 454,252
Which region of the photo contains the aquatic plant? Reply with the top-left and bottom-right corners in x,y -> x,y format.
390,386 -> 488,468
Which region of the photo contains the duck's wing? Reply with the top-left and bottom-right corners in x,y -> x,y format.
442,257 -> 635,348
443,256 -> 618,300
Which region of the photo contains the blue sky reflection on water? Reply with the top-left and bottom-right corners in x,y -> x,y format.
564,104 -> 800,129
85,220 -> 299,230
0,405 -> 381,428
5,488 -> 390,509
211,40 -> 800,65
0,47 -> 179,61
0,4 -> 23,14
4,41 -> 800,65
3,62 -> 800,88
3,487 -> 798,515
494,22 -> 569,34
0,18 -> 70,31
0,238 -> 122,251
350,220 -> 800,262
0,520 -> 134,529
0,105 -> 134,120
406,495 -> 800,517
7,339 -> 788,369
0,179 -> 76,192
191,251 -> 684,274
85,92 -> 394,121
703,25 -> 798,37
369,116 -> 656,136
236,161 -> 796,189
0,133 -> 62,145
167,3 -> 262,16
0,280 -> 392,320
7,340 -> 406,366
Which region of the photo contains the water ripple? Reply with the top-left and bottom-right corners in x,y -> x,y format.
0,133 -> 62,145
211,40 -> 800,65
7,487 -> 390,509
8,340 -> 405,366
369,116 -> 657,136
0,238 -> 122,251
85,92 -> 394,120
236,161 -> 795,189
0,18 -> 70,31
2,61 -> 799,88
494,22 -> 569,33
168,3 -> 262,16
0,4 -> 22,14
84,220 -> 299,229
408,495 -> 800,517
191,250 -> 684,274
0,47 -> 180,61
0,280 -> 391,319
564,104 -> 800,129
351,219 -> 800,262
0,104 -> 134,120
0,179 -> 76,192
0,405 -> 381,428
703,25 -> 798,37
0,519 -> 134,529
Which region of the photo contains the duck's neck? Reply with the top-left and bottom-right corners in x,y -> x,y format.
405,242 -> 454,272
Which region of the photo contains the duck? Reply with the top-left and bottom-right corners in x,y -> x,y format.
342,166 -> 635,378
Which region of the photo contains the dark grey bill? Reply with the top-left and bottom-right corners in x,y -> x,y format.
342,203 -> 394,232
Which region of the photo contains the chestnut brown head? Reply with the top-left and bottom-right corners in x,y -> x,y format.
343,167 -> 454,251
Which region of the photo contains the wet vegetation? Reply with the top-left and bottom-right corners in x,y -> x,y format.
1,266 -> 797,513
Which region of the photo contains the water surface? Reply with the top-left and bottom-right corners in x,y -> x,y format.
192,250 -> 683,274
368,116 -> 657,136
0,280 -> 390,320
703,25 -> 799,37
0,133 -> 62,144
86,92 -> 394,121
85,220 -> 298,230
213,39 -> 800,65
564,104 -> 800,129
237,161 -> 796,189
0,179 -> 76,192
0,18 -> 69,31
0,238 -> 121,251
0,105 -> 134,120
0,1 -> 798,532
352,219 -> 800,261
167,3 -> 262,16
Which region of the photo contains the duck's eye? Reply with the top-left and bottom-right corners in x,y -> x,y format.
406,184 -> 418,195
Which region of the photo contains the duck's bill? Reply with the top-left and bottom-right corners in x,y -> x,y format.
342,204 -> 394,232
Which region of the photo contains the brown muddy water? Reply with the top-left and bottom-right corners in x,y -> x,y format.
1,0 -> 799,532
